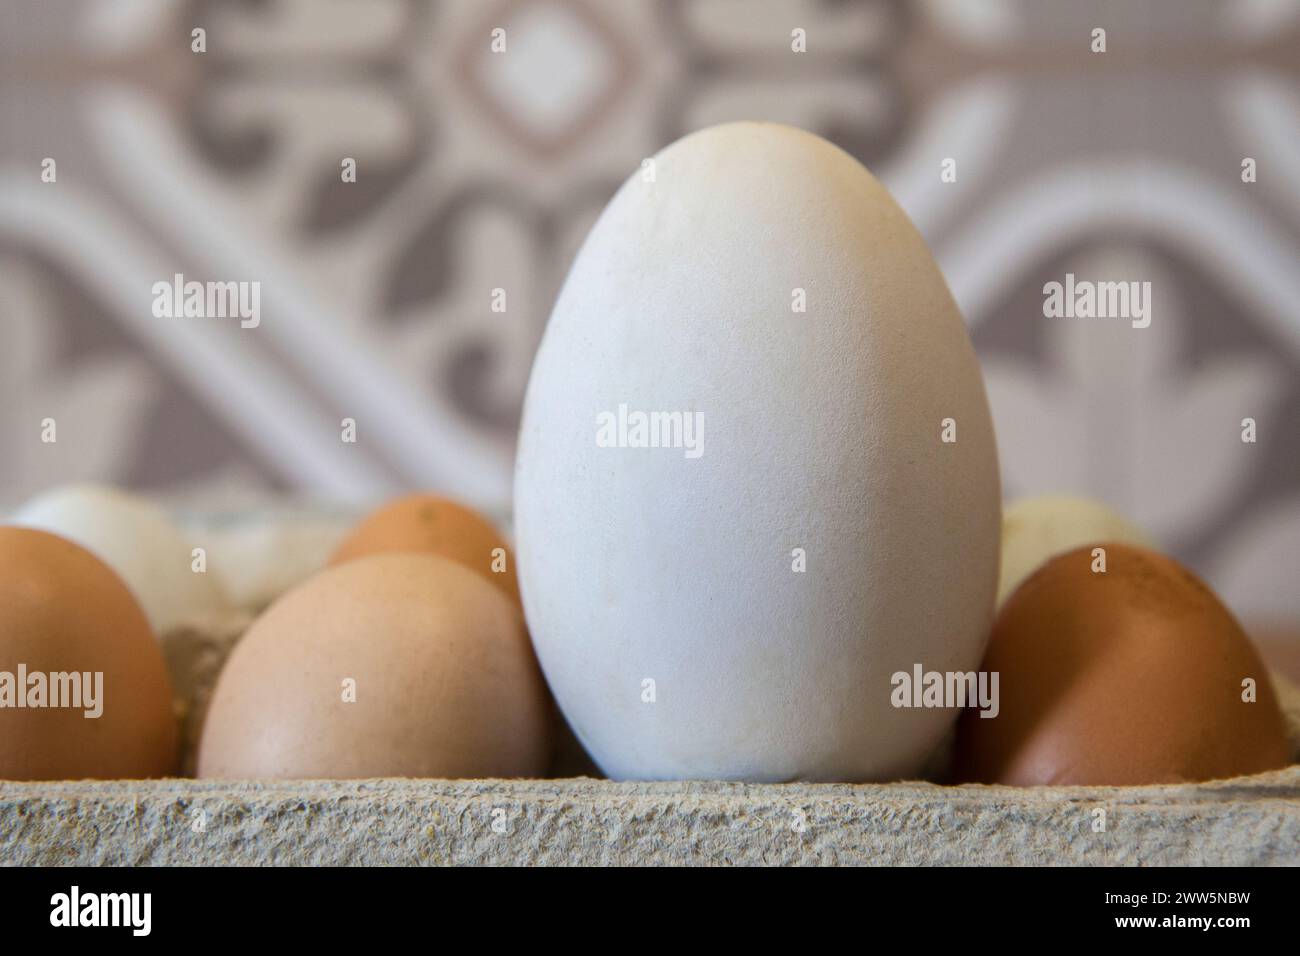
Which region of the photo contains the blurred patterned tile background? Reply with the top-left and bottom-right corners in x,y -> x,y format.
1,1 -> 1298,658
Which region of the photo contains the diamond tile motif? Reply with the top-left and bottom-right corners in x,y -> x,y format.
459,0 -> 633,158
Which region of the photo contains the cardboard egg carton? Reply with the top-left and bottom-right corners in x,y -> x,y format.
1,509 -> 1297,865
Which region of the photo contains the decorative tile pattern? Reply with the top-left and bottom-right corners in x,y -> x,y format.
0,0 -> 1297,627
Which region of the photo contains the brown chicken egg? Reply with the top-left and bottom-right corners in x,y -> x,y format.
953,542 -> 1291,786
329,493 -> 519,604
197,552 -> 552,779
0,527 -> 178,780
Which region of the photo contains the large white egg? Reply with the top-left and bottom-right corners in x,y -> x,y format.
998,494 -> 1152,606
7,483 -> 229,635
514,123 -> 1000,782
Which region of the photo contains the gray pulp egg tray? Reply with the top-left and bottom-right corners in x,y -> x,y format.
2,510 -> 1298,866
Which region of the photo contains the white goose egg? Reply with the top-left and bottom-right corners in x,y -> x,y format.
515,123 -> 1000,782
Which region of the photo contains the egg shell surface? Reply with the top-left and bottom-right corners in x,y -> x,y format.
0,527 -> 179,780
197,552 -> 552,779
8,483 -> 229,635
329,493 -> 520,604
998,494 -> 1152,606
954,542 -> 1292,786
514,122 -> 1001,782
